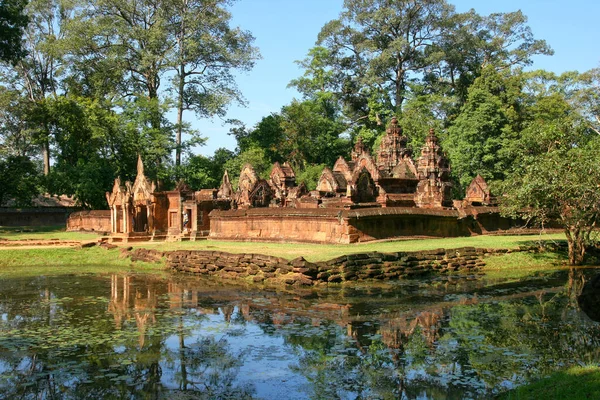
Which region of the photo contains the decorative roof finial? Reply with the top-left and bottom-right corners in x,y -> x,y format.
386,116 -> 402,136
136,155 -> 144,175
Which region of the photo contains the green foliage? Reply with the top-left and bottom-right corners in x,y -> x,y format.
293,0 -> 551,132
0,0 -> 28,63
0,155 -> 41,206
181,147 -> 235,190
445,66 -> 524,189
0,88 -> 38,159
399,91 -> 449,152
499,365 -> 600,400
500,144 -> 600,265
223,146 -> 271,189
280,96 -> 350,168
231,114 -> 286,162
295,164 -> 327,191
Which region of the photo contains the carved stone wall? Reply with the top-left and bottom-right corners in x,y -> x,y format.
208,207 -> 523,244
66,210 -> 111,232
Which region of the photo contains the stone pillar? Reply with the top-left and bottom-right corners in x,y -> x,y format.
111,206 -> 116,233
122,204 -> 129,233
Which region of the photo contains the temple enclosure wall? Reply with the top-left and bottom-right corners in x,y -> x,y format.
0,208 -> 75,227
127,246 -> 537,286
66,210 -> 111,232
209,207 -> 523,244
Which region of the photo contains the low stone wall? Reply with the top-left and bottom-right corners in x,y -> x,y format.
209,207 -> 522,244
127,246 -> 539,286
66,210 -> 111,232
209,208 -> 351,243
0,207 -> 75,227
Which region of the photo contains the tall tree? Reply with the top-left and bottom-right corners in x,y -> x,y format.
72,0 -> 258,174
317,0 -> 455,114
1,0 -> 72,175
69,0 -> 179,183
295,0 -> 551,129
167,0 -> 258,168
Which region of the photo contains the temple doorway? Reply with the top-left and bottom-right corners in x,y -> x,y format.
134,205 -> 148,232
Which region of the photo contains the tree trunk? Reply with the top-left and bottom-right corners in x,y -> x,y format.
395,55 -> 405,112
566,228 -> 586,265
42,138 -> 50,176
176,69 -> 185,169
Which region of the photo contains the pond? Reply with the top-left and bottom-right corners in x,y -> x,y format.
0,268 -> 599,399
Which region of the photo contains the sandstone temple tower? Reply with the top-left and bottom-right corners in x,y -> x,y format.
414,128 -> 453,208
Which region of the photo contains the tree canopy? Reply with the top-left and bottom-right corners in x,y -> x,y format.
0,0 -> 28,63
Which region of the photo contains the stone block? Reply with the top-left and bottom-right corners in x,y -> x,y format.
382,253 -> 400,261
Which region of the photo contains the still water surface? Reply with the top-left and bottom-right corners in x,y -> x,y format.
1,268 -> 599,399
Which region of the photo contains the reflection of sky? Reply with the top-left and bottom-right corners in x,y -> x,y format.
1,271 -> 600,399
193,308 -> 311,400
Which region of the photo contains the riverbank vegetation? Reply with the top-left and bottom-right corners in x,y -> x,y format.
499,365 -> 600,400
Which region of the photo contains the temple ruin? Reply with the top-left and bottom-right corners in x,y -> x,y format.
94,117 -> 520,243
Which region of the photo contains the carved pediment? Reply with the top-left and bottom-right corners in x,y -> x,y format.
131,156 -> 155,204
391,158 -> 418,180
352,154 -> 379,182
333,157 -> 354,182
106,178 -> 126,206
249,179 -> 273,208
352,167 -> 376,203
465,174 -> 494,204
270,162 -> 296,193
238,163 -> 258,193
218,170 -> 234,199
317,167 -> 347,193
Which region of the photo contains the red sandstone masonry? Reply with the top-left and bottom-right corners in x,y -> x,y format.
127,245 -> 540,286
208,207 -> 524,244
67,210 -> 111,232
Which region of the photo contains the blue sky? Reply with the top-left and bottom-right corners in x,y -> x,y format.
192,0 -> 600,156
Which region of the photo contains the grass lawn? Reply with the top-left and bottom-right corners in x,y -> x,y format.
0,225 -> 103,241
0,247 -> 164,278
0,226 -> 573,279
498,365 -> 600,400
131,232 -> 567,262
483,251 -> 572,279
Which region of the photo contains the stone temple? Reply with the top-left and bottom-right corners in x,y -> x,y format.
79,117 -> 514,243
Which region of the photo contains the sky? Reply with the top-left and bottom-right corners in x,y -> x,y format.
192,0 -> 600,156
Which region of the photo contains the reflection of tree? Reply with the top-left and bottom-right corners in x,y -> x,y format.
276,274 -> 600,399
0,275 -> 255,399
2,271 -> 600,398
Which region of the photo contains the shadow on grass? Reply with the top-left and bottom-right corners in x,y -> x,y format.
0,225 -> 66,234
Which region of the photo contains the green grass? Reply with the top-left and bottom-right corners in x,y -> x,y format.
498,365 -> 600,400
0,225 -> 103,241
131,233 -> 567,262
483,251 -> 569,279
0,227 -> 572,280
0,247 -> 164,278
